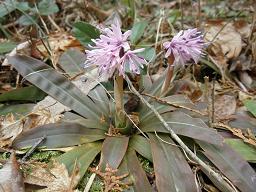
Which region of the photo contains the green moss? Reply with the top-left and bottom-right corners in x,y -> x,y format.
29,150 -> 63,163
137,155 -> 154,174
0,151 -> 11,159
77,172 -> 104,192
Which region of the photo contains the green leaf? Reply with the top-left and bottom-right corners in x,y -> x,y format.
37,0 -> 59,15
129,135 -> 152,162
121,0 -> 135,19
140,111 -> 223,145
130,21 -> 148,44
100,136 -> 129,170
0,41 -> 16,53
0,104 -> 34,116
137,47 -> 155,62
8,55 -> 101,119
117,157 -> 135,192
0,1 -> 30,18
72,22 -> 100,46
142,75 -> 165,98
57,142 -> 101,176
88,85 -> 110,117
167,9 -> 180,24
58,48 -> 85,75
0,86 -> 46,102
243,99 -> 256,117
225,139 -> 256,163
13,122 -> 106,149
0,0 -> 17,18
17,14 -> 38,26
63,112 -> 108,130
126,149 -> 153,191
149,133 -> 198,192
198,141 -> 256,192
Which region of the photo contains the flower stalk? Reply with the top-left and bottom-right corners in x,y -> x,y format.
161,28 -> 205,95
114,75 -> 126,128
161,54 -> 174,95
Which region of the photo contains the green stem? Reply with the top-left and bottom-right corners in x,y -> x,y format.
114,75 -> 125,128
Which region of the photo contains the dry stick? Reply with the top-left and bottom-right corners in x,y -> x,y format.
48,15 -> 61,31
84,166 -> 99,192
180,0 -> 184,30
211,78 -> 216,125
204,76 -> 212,127
197,0 -> 201,29
125,76 -> 235,192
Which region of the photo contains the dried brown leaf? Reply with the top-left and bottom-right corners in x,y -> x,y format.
24,161 -> 80,192
0,153 -> 25,192
214,95 -> 236,120
0,114 -> 24,147
205,21 -> 242,59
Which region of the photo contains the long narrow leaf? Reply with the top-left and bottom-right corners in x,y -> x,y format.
57,142 -> 102,177
198,141 -> 256,192
13,122 -> 106,149
0,86 -> 46,102
126,149 -> 153,191
8,55 -> 101,119
141,111 -> 223,145
88,85 -> 110,116
100,136 -> 129,170
149,133 -> 198,192
63,112 -> 108,130
129,135 -> 152,162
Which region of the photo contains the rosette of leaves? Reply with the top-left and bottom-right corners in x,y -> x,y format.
7,25 -> 256,192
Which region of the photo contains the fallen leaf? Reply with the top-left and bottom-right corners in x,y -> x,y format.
233,20 -> 252,39
0,107 -> 62,147
214,95 -> 236,120
205,21 -> 242,59
24,161 -> 80,192
0,114 -> 24,147
0,153 -> 25,192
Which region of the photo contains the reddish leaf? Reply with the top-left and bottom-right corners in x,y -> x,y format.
126,149 -> 153,191
13,122 -> 105,149
100,136 -> 129,170
198,141 -> 256,192
149,133 -> 198,192
141,111 -> 223,145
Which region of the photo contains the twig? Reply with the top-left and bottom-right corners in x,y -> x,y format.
180,0 -> 184,29
197,0 -> 201,29
204,77 -> 213,127
213,123 -> 256,147
154,10 -> 164,51
48,15 -> 61,31
211,78 -> 216,125
125,75 -> 235,192
84,166 -> 98,192
142,92 -> 206,116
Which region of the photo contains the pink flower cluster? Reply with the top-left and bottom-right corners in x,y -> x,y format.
163,28 -> 205,66
85,22 -> 147,77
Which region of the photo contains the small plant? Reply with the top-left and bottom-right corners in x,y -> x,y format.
7,20 -> 256,192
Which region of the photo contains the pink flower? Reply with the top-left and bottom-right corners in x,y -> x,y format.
163,28 -> 205,66
85,22 -> 146,76
119,49 -> 147,75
